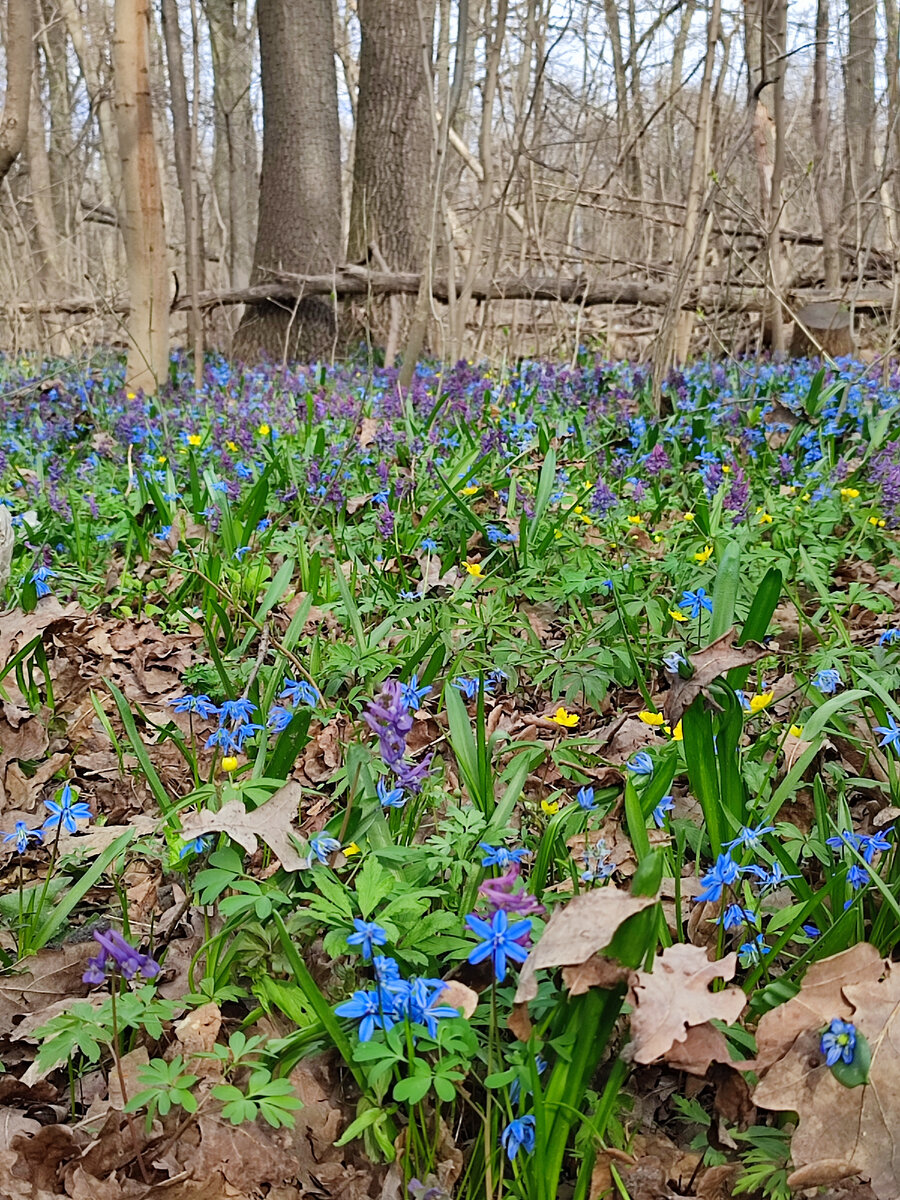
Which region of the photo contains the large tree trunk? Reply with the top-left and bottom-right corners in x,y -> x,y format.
113,0 -> 169,393
0,0 -> 34,185
234,0 -> 343,363
812,0 -> 841,289
348,0 -> 433,362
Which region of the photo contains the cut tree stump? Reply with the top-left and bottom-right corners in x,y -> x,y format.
790,301 -> 853,358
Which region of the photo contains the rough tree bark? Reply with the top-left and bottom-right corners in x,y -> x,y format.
812,0 -> 841,289
233,0 -> 343,363
0,0 -> 34,185
843,0 -> 878,243
113,0 -> 169,393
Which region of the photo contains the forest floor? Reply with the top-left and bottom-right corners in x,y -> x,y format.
1,351 -> 900,1200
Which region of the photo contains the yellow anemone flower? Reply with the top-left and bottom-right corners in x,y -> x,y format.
541,798 -> 560,815
669,609 -> 688,622
683,512 -> 695,521
226,440 -> 238,452
187,433 -> 202,447
671,720 -> 683,741
748,692 -> 774,713
788,724 -> 804,738
840,487 -> 860,499
638,710 -> 665,726
221,756 -> 239,772
463,560 -> 484,577
627,515 -> 642,525
462,485 -> 479,495
551,707 -> 579,727
693,544 -> 713,564
758,512 -> 773,525
258,422 -> 271,437
344,842 -> 362,856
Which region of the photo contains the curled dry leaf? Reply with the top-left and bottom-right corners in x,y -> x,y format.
510,886 -> 656,1037
180,780 -> 307,871
628,943 -> 745,1065
663,628 -> 768,726
752,943 -> 900,1198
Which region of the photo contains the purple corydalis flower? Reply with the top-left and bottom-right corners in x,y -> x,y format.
478,863 -> 545,920
364,680 -> 413,765
83,928 -> 160,985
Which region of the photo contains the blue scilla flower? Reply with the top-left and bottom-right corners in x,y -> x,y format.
662,649 -> 688,674
266,705 -> 294,732
738,933 -> 771,967
811,667 -> 842,694
652,795 -> 675,827
874,713 -> 900,752
154,526 -> 172,541
280,678 -> 320,707
218,698 -> 257,726
401,674 -> 431,711
719,903 -> 758,931
679,588 -> 713,618
501,1115 -> 536,1161
31,566 -> 56,597
402,978 -> 462,1037
465,910 -> 532,982
179,836 -> 211,859
3,821 -> 43,854
420,537 -> 438,552
346,919 -> 388,961
724,823 -> 776,852
627,751 -> 654,776
308,834 -> 341,864
576,786 -> 596,810
451,676 -> 479,700
820,1018 -> 856,1067
860,831 -> 891,863
744,861 -> 800,891
696,853 -> 742,903
205,726 -> 240,754
377,778 -> 406,809
335,986 -> 398,1042
373,955 -> 402,984
169,693 -> 219,720
879,629 -> 900,645
847,863 -> 869,890
233,545 -> 251,561
43,784 -> 92,833
479,843 -> 529,869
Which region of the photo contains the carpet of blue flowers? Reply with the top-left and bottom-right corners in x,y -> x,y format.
2,350 -> 900,1198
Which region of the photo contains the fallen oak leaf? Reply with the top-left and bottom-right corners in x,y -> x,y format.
180,780 -> 307,871
663,628 -> 768,726
752,944 -> 900,1198
628,943 -> 745,1065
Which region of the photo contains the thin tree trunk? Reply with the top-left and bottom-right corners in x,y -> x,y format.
812,0 -> 841,289
160,0 -> 202,387
843,0 -> 878,245
113,0 -> 169,392
766,0 -> 787,353
0,0 -> 34,184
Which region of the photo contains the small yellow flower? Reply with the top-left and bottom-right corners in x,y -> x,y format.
638,710 -> 665,726
187,433 -> 202,447
578,514 -> 593,525
683,512 -> 695,522
758,512 -> 773,524
788,724 -> 804,738
627,515 -> 642,525
541,798 -> 560,815
693,544 -> 713,564
583,480 -> 592,490
462,485 -> 479,495
463,560 -> 484,577
344,842 -> 361,856
574,505 -> 583,514
221,756 -> 239,772
126,392 -> 136,400
840,487 -> 860,499
801,492 -> 811,502
869,516 -> 886,528
551,707 -> 579,727
258,423 -> 271,437
157,455 -> 167,465
554,530 -> 563,539
653,534 -> 662,542
226,440 -> 238,452
748,692 -> 774,713
669,609 -> 688,622
671,720 -> 683,741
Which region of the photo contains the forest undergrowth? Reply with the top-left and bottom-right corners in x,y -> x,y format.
2,350 -> 900,1199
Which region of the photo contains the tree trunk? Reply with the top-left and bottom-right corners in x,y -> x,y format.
0,0 -> 34,185
348,0 -> 433,362
113,0 -> 169,393
843,0 -> 878,244
160,0 -> 203,384
812,0 -> 841,289
233,0 -> 343,363
205,0 -> 257,291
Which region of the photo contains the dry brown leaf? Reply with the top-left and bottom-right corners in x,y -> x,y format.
753,944 -> 900,1198
440,979 -> 479,1018
180,780 -> 307,870
629,944 -> 745,1065
514,886 -> 655,1009
662,1021 -> 734,1076
663,629 -> 769,725
172,1001 -> 222,1077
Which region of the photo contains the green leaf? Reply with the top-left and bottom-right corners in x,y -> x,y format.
831,1032 -> 871,1088
393,1074 -> 432,1105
